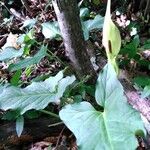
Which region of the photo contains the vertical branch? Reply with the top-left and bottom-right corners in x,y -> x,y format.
144,0 -> 150,16
52,0 -> 97,84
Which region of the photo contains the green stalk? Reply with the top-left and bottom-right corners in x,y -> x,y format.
39,110 -> 60,118
47,50 -> 66,67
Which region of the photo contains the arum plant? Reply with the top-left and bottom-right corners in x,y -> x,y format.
59,63 -> 146,150
58,1 -> 146,149
102,0 -> 121,74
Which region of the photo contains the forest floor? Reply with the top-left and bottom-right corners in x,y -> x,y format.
0,0 -> 150,149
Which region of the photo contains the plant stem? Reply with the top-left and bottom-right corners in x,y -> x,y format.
34,43 -> 66,67
47,50 -> 66,67
68,75 -> 90,93
48,121 -> 63,127
0,2 -> 12,14
20,0 -> 33,14
39,110 -> 60,118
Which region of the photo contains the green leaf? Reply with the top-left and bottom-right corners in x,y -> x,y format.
25,110 -> 40,119
102,0 -> 121,73
0,71 -> 76,114
141,85 -> 150,98
133,76 -> 150,87
41,22 -> 61,39
16,116 -> 24,137
10,70 -> 22,86
80,8 -> 90,19
60,63 -> 145,150
82,15 -> 104,40
84,15 -> 104,31
121,35 -> 139,58
2,110 -> 20,120
93,0 -> 101,5
95,63 -> 121,107
143,39 -> 150,49
8,45 -> 47,71
0,85 -> 4,95
41,14 -> 103,41
0,47 -> 24,61
22,18 -> 36,29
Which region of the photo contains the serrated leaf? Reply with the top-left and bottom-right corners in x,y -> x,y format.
16,115 -> 24,137
60,63 -> 145,150
0,47 -> 24,61
0,71 -> 76,114
41,22 -> 61,39
8,45 -> 47,71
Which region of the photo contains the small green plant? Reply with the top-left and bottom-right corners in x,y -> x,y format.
59,0 -> 146,149
60,63 -> 145,150
134,76 -> 150,98
41,7 -> 104,41
0,0 -> 148,148
0,70 -> 75,136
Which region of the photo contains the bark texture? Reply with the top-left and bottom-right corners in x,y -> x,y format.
52,0 -> 97,83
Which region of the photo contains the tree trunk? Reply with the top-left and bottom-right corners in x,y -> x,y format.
52,0 -> 97,84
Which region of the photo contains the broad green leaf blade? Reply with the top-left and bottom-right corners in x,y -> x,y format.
95,63 -> 122,107
0,85 -> 5,94
0,71 -> 76,114
121,35 -> 139,58
60,102 -> 110,150
60,101 -> 145,150
16,115 -> 24,137
84,15 -> 104,31
133,76 -> 150,87
0,47 -> 24,61
8,45 -> 47,71
41,22 -> 61,39
82,15 -> 104,40
60,63 -> 146,150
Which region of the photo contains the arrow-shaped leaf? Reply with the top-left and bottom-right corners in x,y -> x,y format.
59,63 -> 146,150
0,71 -> 75,114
